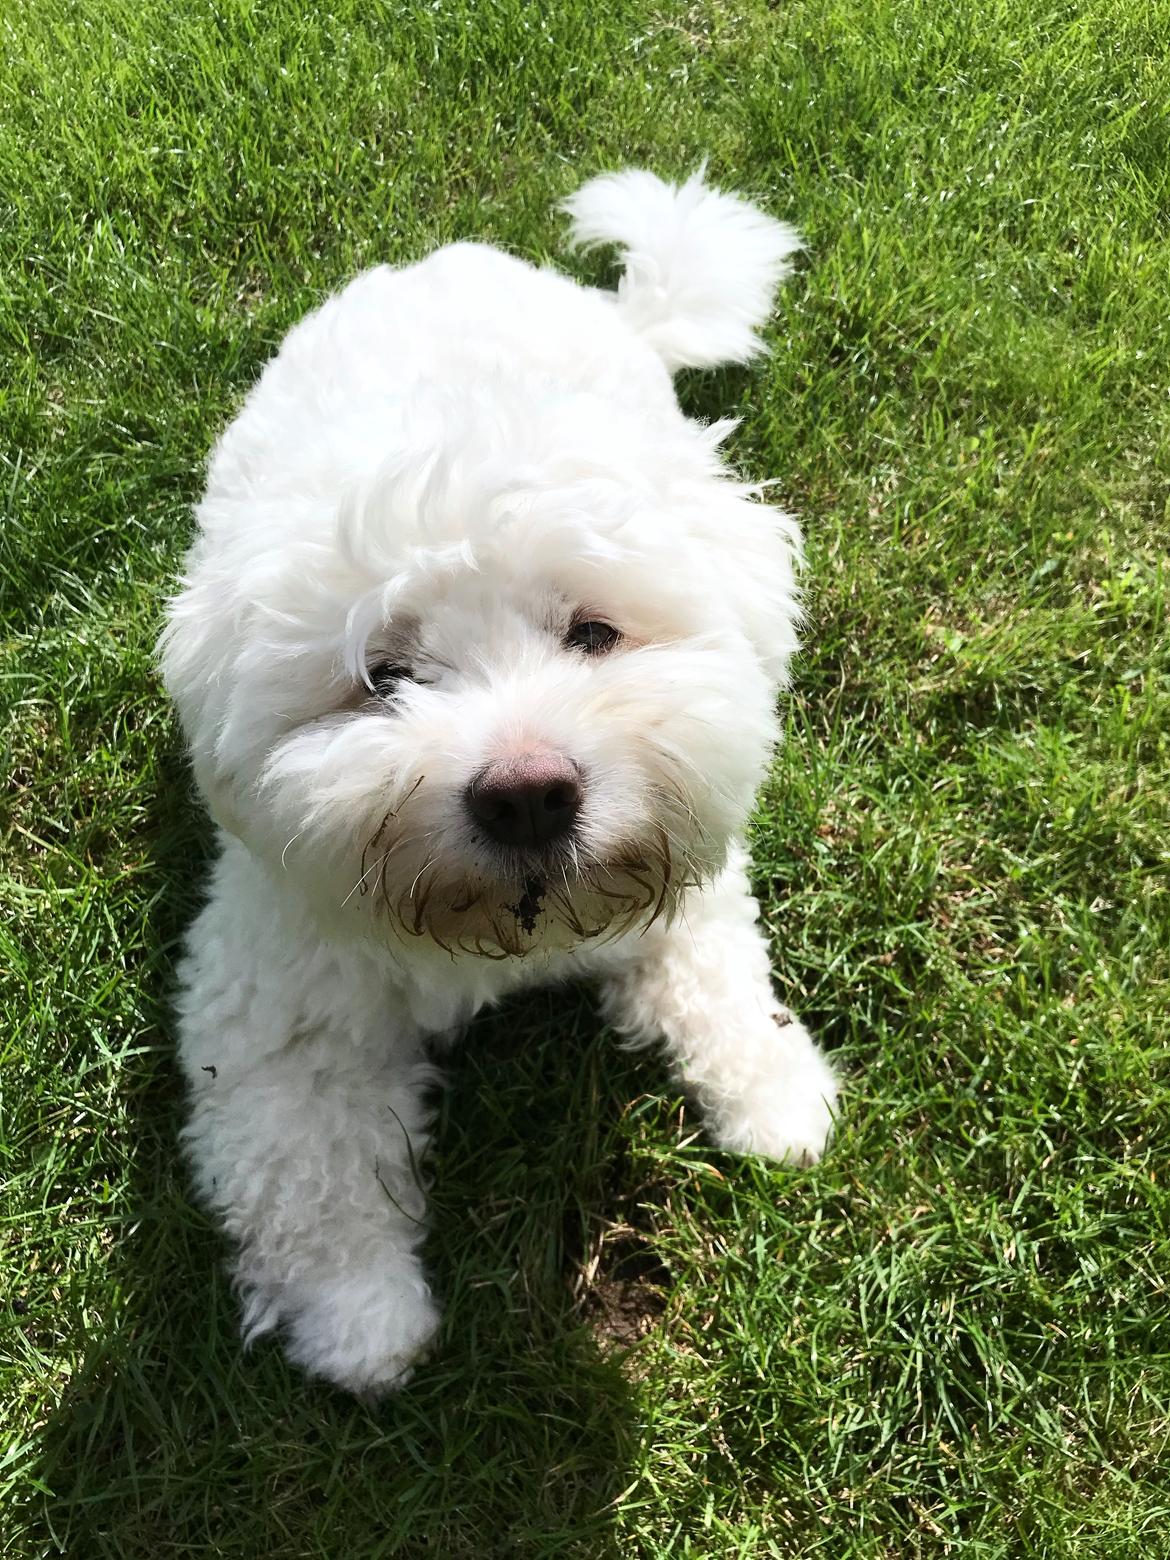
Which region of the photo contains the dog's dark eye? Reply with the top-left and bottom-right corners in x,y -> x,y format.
565,620 -> 621,655
367,661 -> 412,699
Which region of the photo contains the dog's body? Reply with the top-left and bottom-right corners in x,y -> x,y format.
161,169 -> 837,1396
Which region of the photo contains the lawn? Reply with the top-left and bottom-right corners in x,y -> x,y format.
2,0 -> 1169,1554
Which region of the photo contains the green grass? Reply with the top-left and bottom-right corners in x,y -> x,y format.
2,0 -> 1169,1553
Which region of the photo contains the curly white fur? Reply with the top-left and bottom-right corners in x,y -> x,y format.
160,166 -> 837,1396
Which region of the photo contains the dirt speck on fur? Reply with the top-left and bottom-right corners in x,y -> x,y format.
508,876 -> 546,934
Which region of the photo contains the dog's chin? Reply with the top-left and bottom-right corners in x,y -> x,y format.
365,838 -> 696,960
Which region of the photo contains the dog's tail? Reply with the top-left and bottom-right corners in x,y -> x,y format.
563,165 -> 801,373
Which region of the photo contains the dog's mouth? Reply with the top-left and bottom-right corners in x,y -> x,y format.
359,829 -> 693,959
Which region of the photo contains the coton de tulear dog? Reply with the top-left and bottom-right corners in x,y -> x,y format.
160,167 -> 838,1396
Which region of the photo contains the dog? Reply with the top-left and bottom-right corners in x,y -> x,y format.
159,167 -> 838,1396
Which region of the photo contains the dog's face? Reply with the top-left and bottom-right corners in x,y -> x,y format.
274,579 -> 773,957
164,404 -> 800,958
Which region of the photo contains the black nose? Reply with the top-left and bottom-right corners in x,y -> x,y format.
466,751 -> 582,849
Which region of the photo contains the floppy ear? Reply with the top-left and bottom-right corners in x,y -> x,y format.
158,523 -> 293,834
159,560 -> 232,765
158,559 -> 251,837
700,482 -> 804,689
665,417 -> 803,686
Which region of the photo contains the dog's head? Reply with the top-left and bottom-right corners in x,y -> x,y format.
162,393 -> 801,958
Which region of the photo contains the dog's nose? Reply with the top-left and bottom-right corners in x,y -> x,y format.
465,750 -> 582,849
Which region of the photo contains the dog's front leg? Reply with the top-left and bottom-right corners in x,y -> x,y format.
597,848 -> 837,1164
175,875 -> 440,1396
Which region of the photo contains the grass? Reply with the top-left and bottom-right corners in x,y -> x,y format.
2,0 -> 1168,1553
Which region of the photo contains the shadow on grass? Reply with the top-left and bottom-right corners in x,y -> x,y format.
27,737 -> 665,1559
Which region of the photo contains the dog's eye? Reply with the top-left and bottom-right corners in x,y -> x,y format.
367,661 -> 412,698
565,620 -> 621,655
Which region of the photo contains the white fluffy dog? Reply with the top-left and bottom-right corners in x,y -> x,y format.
160,167 -> 838,1396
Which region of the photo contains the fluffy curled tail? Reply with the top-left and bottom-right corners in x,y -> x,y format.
563,165 -> 801,373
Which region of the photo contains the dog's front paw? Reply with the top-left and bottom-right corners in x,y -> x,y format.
705,1014 -> 837,1166
255,1263 -> 441,1398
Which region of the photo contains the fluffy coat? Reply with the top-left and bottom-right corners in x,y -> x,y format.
160,167 -> 837,1395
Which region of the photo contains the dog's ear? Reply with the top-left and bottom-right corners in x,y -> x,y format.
157,552 -> 250,830
700,482 -> 804,690
563,165 -> 801,374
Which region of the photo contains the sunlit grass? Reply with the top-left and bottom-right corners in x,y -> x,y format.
2,0 -> 1168,1553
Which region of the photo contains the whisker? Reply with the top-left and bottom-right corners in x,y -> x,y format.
409,855 -> 439,900
351,826 -> 440,908
641,829 -> 674,934
280,830 -> 305,870
342,849 -> 392,908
